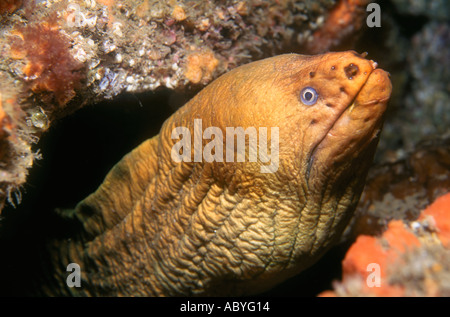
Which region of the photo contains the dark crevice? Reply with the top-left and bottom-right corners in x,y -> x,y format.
0,88 -> 179,296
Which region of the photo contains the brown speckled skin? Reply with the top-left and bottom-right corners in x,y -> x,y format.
43,52 -> 391,296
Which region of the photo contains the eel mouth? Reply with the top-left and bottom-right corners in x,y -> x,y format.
305,66 -> 392,181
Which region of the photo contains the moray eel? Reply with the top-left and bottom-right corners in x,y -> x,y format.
42,51 -> 391,296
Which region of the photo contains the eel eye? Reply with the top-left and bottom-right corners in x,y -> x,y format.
300,87 -> 318,106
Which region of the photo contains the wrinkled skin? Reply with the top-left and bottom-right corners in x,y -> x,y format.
41,51 -> 391,296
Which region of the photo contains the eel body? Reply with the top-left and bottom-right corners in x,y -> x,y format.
43,51 -> 391,296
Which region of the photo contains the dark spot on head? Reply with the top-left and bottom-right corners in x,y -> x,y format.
309,71 -> 315,78
310,119 -> 317,125
10,16 -> 84,106
326,103 -> 333,108
340,87 -> 346,93
344,63 -> 359,79
364,117 -> 371,122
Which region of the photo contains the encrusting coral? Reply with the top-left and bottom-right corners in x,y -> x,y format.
0,0 -> 22,15
9,13 -> 84,107
321,193 -> 450,296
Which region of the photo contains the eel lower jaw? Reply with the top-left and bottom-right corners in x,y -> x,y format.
305,100 -> 364,181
